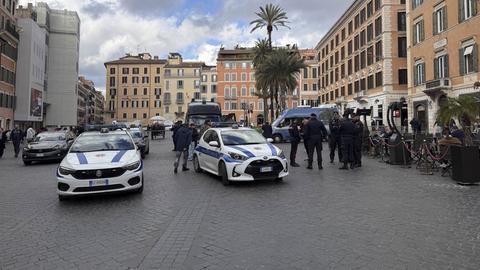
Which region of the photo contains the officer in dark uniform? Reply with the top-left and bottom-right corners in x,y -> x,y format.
288,119 -> 301,167
352,114 -> 364,167
304,113 -> 328,170
339,113 -> 356,170
328,112 -> 343,163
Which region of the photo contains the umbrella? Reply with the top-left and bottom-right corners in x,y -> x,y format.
150,116 -> 166,122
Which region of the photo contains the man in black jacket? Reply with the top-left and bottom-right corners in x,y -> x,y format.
339,115 -> 356,170
262,122 -> 273,139
11,125 -> 24,158
288,119 -> 301,167
304,113 -> 328,170
352,115 -> 364,167
173,124 -> 192,173
329,112 -> 343,163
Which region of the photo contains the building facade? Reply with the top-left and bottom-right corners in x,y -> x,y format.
298,49 -> 320,107
200,66 -> 218,102
0,0 -> 18,130
35,2 -> 80,127
15,4 -> 47,130
315,0 -> 408,128
77,76 -> 104,126
407,0 -> 479,133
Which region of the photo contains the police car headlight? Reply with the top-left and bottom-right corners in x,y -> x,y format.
228,152 -> 248,161
59,166 -> 76,175
278,150 -> 286,159
123,160 -> 141,171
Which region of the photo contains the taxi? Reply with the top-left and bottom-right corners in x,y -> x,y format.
193,127 -> 289,185
56,129 -> 143,201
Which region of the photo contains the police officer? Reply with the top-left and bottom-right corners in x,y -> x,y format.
339,113 -> 355,170
10,125 -> 24,158
352,114 -> 364,167
304,113 -> 328,170
328,112 -> 343,163
288,119 -> 301,167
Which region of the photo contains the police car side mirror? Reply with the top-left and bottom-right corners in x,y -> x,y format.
266,138 -> 274,143
208,141 -> 219,148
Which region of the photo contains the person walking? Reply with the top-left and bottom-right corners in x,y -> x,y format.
339,115 -> 356,170
11,125 -> 24,158
288,119 -> 301,167
261,122 -> 273,139
0,128 -> 6,158
304,113 -> 328,170
199,120 -> 212,138
328,112 -> 343,163
26,126 -> 36,143
171,120 -> 183,151
188,123 -> 199,161
173,123 -> 192,174
352,114 -> 364,168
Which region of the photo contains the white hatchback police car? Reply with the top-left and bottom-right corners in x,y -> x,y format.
56,129 -> 143,201
193,127 -> 289,185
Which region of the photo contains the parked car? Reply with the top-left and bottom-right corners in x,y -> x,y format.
128,128 -> 150,158
56,129 -> 143,201
22,131 -> 73,165
193,127 -> 288,185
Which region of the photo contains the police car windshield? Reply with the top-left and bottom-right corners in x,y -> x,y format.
70,134 -> 135,152
221,130 -> 266,146
35,134 -> 65,142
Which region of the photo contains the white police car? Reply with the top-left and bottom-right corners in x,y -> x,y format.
193,127 -> 288,185
56,129 -> 143,201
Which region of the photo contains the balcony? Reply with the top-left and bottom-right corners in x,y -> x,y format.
163,99 -> 171,105
176,99 -> 184,104
1,22 -> 19,41
353,90 -> 368,103
424,78 -> 451,97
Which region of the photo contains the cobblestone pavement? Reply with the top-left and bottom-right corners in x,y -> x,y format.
0,137 -> 480,270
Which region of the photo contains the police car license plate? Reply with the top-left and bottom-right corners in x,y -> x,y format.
260,167 -> 273,173
36,153 -> 44,157
89,179 -> 108,186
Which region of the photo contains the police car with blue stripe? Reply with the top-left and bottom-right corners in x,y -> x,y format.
56,129 -> 143,200
193,127 -> 289,185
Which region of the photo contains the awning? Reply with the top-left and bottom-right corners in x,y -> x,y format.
464,46 -> 473,56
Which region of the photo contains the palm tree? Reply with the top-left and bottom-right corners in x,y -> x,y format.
437,95 -> 480,145
250,4 -> 290,49
253,39 -> 271,122
256,48 -> 306,118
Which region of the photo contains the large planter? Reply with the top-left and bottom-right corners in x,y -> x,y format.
450,145 -> 480,184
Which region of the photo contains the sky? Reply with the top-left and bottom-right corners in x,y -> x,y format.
19,0 -> 353,93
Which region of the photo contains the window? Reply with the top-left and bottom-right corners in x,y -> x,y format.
156,67 -> 161,74
225,73 -> 230,81
122,67 -> 129,74
375,71 -> 383,87
231,102 -> 237,110
360,8 -> 366,25
398,69 -> 408,84
398,37 -> 407,57
360,51 -> 366,69
154,76 -> 161,83
348,83 -> 353,95
194,80 -> 200,88
177,80 -> 184,89
341,28 -> 346,41
303,83 -> 308,91
132,76 -> 139,84
224,87 -> 230,97
133,68 -> 139,74
414,62 -> 425,86
459,0 -> 476,22
348,40 -> 352,55
341,64 -> 345,78
143,88 -> 148,95
165,106 -> 169,113
231,87 -> 237,98
123,113 -> 127,119
177,69 -> 184,76
412,0 -> 423,10
144,67 -> 148,74
413,19 -> 425,45
367,46 -> 374,65
231,73 -> 237,81
164,69 -> 171,76
348,21 -> 353,35
303,68 -> 308,78
433,6 -> 447,35
367,1 -> 373,18
123,88 -> 127,95
367,75 -> 374,89
375,41 -> 383,61
354,35 -> 359,51
241,73 -> 247,81
194,92 -> 201,100
211,85 -> 217,93
313,84 -> 318,91
250,73 -> 255,81
375,16 -> 382,37
354,14 -> 360,29
354,81 -> 360,93
367,24 -> 373,42
250,87 -> 255,96
360,78 -> 366,91
348,59 -> 353,75
241,86 -> 247,96
109,77 -> 115,87
435,54 -> 449,79
360,30 -> 366,47
341,86 -> 345,96
312,68 -> 318,78
354,54 -> 360,72
341,47 -> 345,60
110,67 -> 115,74
375,0 -> 381,11
176,92 -> 183,101
212,74 -> 217,82
143,113 -> 147,119
398,12 -> 406,31
460,44 -> 478,75
142,76 -> 149,84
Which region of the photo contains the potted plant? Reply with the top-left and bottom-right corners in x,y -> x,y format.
437,95 -> 480,184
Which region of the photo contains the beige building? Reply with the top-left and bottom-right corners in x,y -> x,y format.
200,66 -> 218,102
407,0 -> 479,133
104,53 -> 167,125
315,0 -> 408,127
163,53 -> 205,121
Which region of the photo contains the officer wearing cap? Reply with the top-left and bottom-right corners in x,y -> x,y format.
303,113 -> 328,170
339,111 -> 356,170
328,112 -> 342,163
